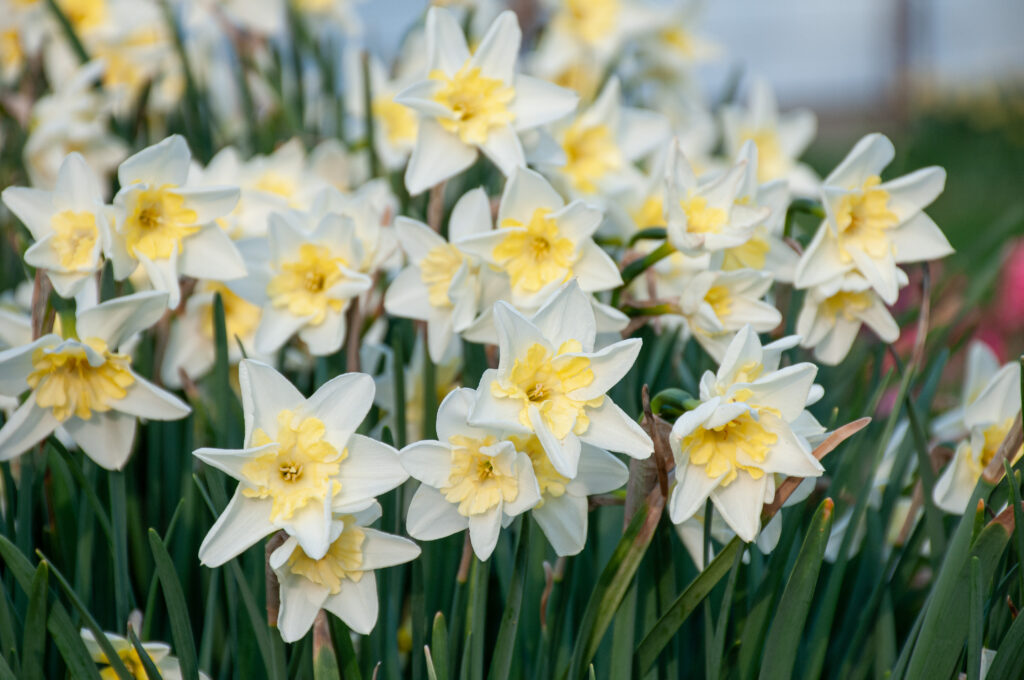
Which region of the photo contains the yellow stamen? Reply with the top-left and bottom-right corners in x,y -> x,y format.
561,121 -> 621,194
704,285 -> 733,320
266,243 -> 349,325
680,196 -> 727,234
631,196 -> 665,230
821,289 -> 873,323
442,435 -> 520,516
200,283 -> 262,341
27,339 -> 135,422
681,411 -> 777,485
122,185 -> 200,260
287,516 -> 365,593
510,435 -> 569,506
50,210 -> 99,269
420,244 -> 467,307
834,175 -> 899,262
431,65 -> 515,146
722,230 -> 770,271
740,127 -> 785,183
492,208 -> 576,295
557,0 -> 619,45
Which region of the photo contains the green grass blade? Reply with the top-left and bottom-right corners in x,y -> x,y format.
147,529 -> 200,680
109,470 -> 133,628
431,612 -> 449,680
127,627 -> 165,680
758,498 -> 835,680
487,520 -> 530,680
708,543 -> 744,680
967,556 -> 983,680
21,562 -> 48,680
987,592 -> 1024,679
0,655 -> 16,680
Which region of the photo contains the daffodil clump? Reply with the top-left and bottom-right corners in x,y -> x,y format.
1,2 -> 1020,680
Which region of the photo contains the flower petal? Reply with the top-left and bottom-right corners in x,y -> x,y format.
468,506 -> 502,560
406,484 -> 469,540
275,570 -> 329,643
324,573 -> 379,635
238,359 -> 305,445
63,411 -> 136,470
76,291 -> 169,349
710,476 -> 768,543
532,493 -> 588,556
578,399 -> 652,460
404,119 -> 477,196
358,529 -> 421,570
0,399 -> 59,462
333,434 -> 408,508
198,488 -> 276,567
115,372 -> 191,421
400,440 -> 453,488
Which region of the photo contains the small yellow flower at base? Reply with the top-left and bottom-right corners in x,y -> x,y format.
242,410 -> 346,522
420,243 -> 467,307
287,518 -> 366,594
200,283 -> 262,341
50,210 -> 100,269
834,175 -> 899,262
492,209 -> 576,295
430,65 -> 515,146
491,340 -> 603,439
27,339 -> 135,422
122,185 -> 200,260
680,196 -> 727,234
681,411 -> 777,485
510,435 -> 569,505
561,121 -> 622,194
372,96 -> 418,146
442,435 -> 521,515
267,244 -> 348,325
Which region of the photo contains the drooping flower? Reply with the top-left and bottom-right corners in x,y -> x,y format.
270,504 -> 420,641
668,326 -> 825,542
402,387 -> 541,560
2,152 -> 111,302
396,8 -> 578,194
81,629 -> 211,680
794,133 -> 953,305
194,360 -> 407,566
469,280 -> 652,478
930,340 -> 1003,443
109,135 -> 246,308
0,291 -> 191,469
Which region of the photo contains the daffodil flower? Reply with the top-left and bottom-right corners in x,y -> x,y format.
538,77 -> 670,198
109,135 -> 246,308
194,359 -> 408,566
664,139 -> 771,255
401,387 -> 541,560
933,359 -> 1022,514
795,271 -> 902,366
668,326 -> 824,542
229,210 -> 373,357
81,629 -> 210,680
457,168 -> 622,309
384,188 -> 491,362
675,506 -> 783,570
0,291 -> 191,469
346,52 -> 420,171
309,182 -> 400,276
469,280 -> 653,478
930,340 -> 1002,444
721,77 -> 819,196
795,133 -> 953,305
396,8 -> 578,194
2,152 -> 110,302
270,504 -> 420,641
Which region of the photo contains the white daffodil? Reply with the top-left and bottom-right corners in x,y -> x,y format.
457,168 -> 621,309
402,387 -> 541,560
539,77 -> 670,198
270,504 -> 420,642
668,326 -> 825,542
516,434 -> 628,556
933,360 -> 1022,514
676,269 -> 781,362
81,629 -> 210,680
795,133 -> 953,305
795,271 -> 903,366
0,291 -> 190,469
638,4 -> 720,83
109,135 -> 246,309
229,210 -> 372,357
384,188 -> 491,362
2,152 -> 110,302
469,280 -> 652,478
194,360 -> 408,566
931,340 -> 1002,443
309,182 -> 400,276
372,335 -> 461,443
664,139 -> 771,255
396,8 -> 578,194
721,77 -> 819,196
346,52 -> 421,171
160,282 -> 265,388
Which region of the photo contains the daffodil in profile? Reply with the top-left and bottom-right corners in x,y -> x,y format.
81,629 -> 210,680
270,504 -> 420,641
193,360 -> 408,566
930,340 -> 1002,444
396,8 -> 577,194
668,326 -> 824,542
0,291 -> 190,469
402,387 -> 541,560
795,133 -> 953,305
469,281 -> 652,478
933,358 -> 1022,514
2,152 -> 110,302
109,135 -> 246,308
457,168 -> 621,308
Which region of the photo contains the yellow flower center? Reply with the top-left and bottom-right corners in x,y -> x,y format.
420,243 -> 467,307
441,435 -> 520,516
559,0 -> 619,44
834,175 -> 899,262
58,0 -> 105,33
267,243 -> 349,325
561,121 -> 621,194
1,29 -> 24,73
253,171 -> 299,205
286,517 -> 365,594
122,185 -> 200,260
680,196 -> 727,234
967,418 -> 1023,475
372,96 -> 418,146
492,340 -> 602,439
242,410 -> 346,522
741,127 -> 785,183
200,283 -> 262,341
681,411 -> 778,485
631,196 -> 665,230
431,64 -> 516,146
50,210 -> 99,269
722,230 -> 770,271
492,208 -> 576,295
27,338 -> 135,422
510,435 -> 569,506
661,27 -> 695,56
704,285 -> 733,320
821,289 -> 873,323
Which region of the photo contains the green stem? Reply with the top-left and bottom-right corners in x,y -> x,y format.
783,199 -> 825,239
611,242 -> 675,308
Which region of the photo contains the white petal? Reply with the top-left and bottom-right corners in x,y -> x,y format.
881,167 -> 945,219
668,462 -> 722,525
333,434 -> 408,508
468,507 -> 502,560
479,125 -> 526,177
2,187 -> 54,240
137,251 -> 182,309
823,133 -> 894,190
198,489 -> 276,567
528,280 -> 596,352
469,11 -> 520,83
115,373 -> 191,421
238,359 -> 305,445
965,363 -> 1022,429
889,212 -> 954,264
404,119 -> 477,196
176,186 -> 240,225
298,309 -> 348,357
178,226 -> 247,281
567,338 -> 640,401
400,440 -> 453,488
532,493 -> 588,556
510,75 -> 578,131
466,373 -> 528,432
425,6 -> 471,75
498,167 -> 564,225
710,476 -> 768,543
358,529 -> 421,570
77,291 -> 168,349
572,242 -> 624,292
118,135 -> 191,187
193,443 -> 278,483
932,443 -> 977,515
0,334 -> 60,396
63,411 -> 136,470
493,302 -> 552,373
578,399 -> 652,460
758,414 -> 823,478
0,399 -> 59,462
502,451 -> 541,516
275,574 -> 328,643
254,306 -> 312,355
324,574 -> 378,635
394,217 -> 445,264
281,499 -> 333,560
448,187 -> 493,242
746,363 -> 817,422
384,266 -> 432,321
305,373 -> 374,445
54,152 -> 102,210
406,484 -> 468,540
530,405 -> 581,478
570,445 -> 628,496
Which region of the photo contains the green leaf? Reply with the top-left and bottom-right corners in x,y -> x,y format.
758,498 -> 835,680
487,520 -> 530,680
0,655 -> 16,680
109,470 -> 132,628
313,635 -> 341,680
987,589 -> 1024,679
967,556 -> 983,680
127,627 -> 165,680
431,612 -> 449,680
147,529 -> 200,680
21,562 -> 48,680
634,537 -> 742,675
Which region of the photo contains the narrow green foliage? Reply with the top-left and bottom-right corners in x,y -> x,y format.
488,520 -> 530,680
22,562 -> 49,680
127,627 -> 165,680
431,612 -> 450,680
147,529 -> 200,680
967,556 -> 983,680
